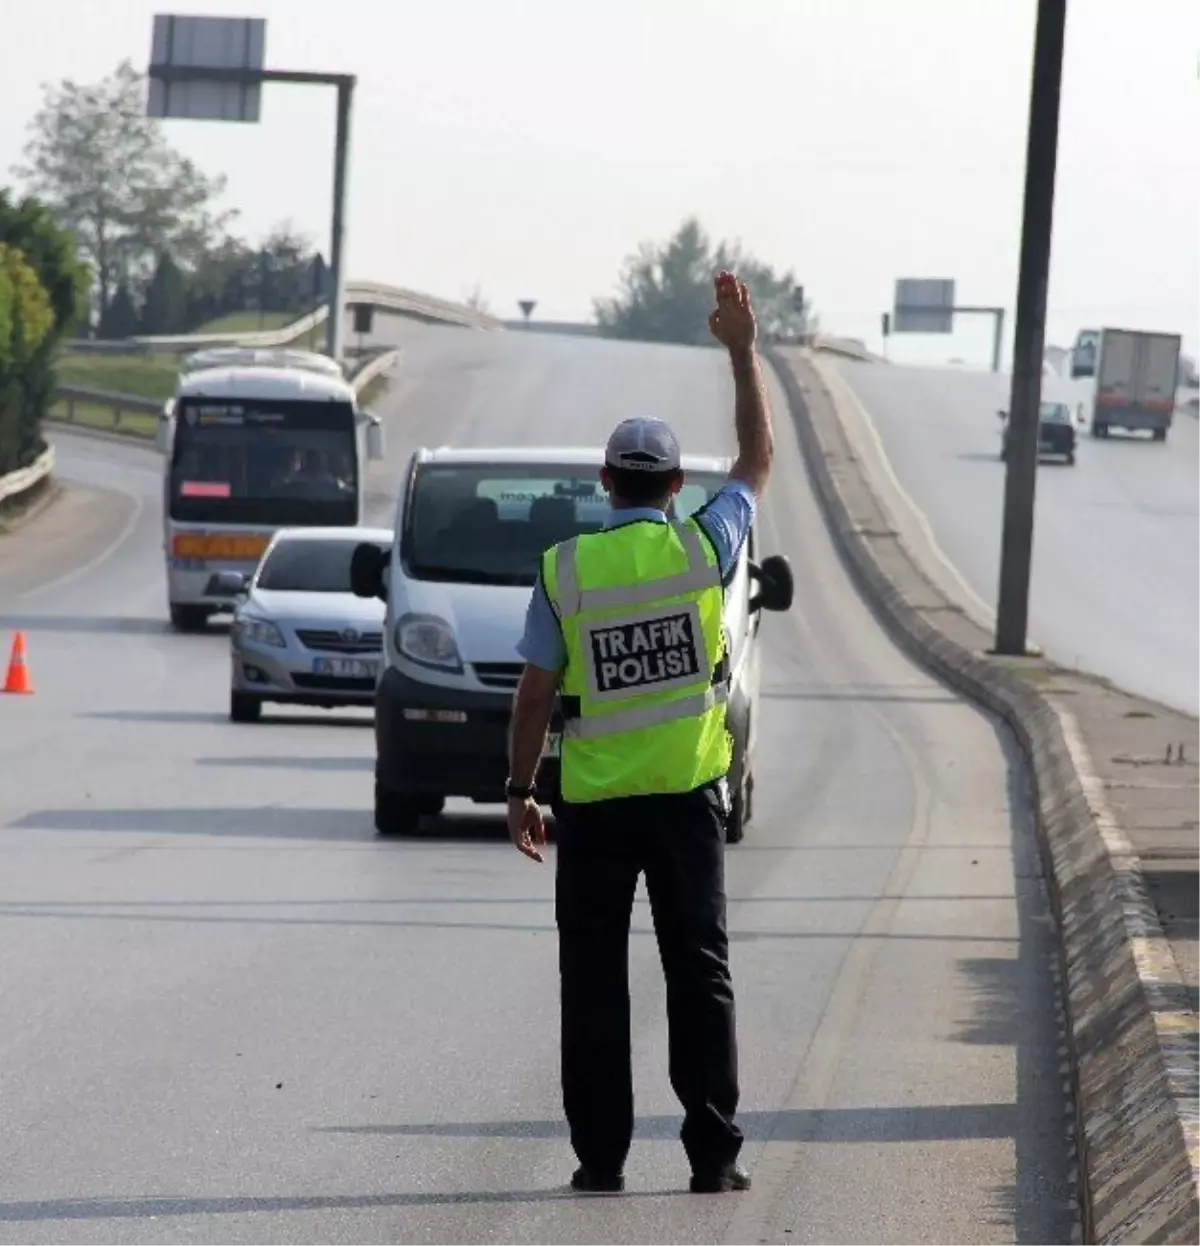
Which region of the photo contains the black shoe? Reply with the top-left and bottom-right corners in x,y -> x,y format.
689,1163 -> 751,1194
570,1166 -> 625,1194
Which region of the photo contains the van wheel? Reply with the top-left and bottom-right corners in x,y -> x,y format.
170,603 -> 209,632
1091,422 -> 1107,439
375,781 -> 422,836
229,691 -> 262,723
1152,428 -> 1168,442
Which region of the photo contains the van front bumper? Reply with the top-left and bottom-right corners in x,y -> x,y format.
375,667 -> 561,804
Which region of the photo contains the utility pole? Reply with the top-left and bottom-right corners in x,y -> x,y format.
993,0 -> 1068,655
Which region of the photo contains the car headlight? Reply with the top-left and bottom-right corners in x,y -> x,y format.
395,613 -> 462,672
236,615 -> 285,648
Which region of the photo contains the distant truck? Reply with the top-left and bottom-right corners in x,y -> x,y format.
1088,327 -> 1182,442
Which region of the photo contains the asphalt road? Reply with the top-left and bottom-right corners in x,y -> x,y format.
0,320 -> 1076,1244
827,358 -> 1199,715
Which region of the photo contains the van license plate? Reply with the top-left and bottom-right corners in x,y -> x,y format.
313,657 -> 379,679
543,732 -> 562,758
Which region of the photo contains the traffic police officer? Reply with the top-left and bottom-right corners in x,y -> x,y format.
505,270 -> 772,1194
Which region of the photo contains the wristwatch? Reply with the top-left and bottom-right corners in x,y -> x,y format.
505,779 -> 535,801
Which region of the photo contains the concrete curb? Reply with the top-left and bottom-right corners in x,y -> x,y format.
762,343 -> 1199,1245
0,445 -> 55,511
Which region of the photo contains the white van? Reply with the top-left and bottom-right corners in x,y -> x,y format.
350,446 -> 794,843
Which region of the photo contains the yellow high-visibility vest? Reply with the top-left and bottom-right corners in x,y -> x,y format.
542,516 -> 731,804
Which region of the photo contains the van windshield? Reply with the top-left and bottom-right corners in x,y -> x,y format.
403,463 -> 729,586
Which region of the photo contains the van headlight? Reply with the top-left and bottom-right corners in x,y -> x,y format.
395,613 -> 462,672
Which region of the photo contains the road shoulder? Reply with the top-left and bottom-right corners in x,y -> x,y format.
765,343 -> 1198,1246
0,478 -> 138,603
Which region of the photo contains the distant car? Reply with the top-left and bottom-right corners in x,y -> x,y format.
997,400 -> 1084,465
213,526 -> 393,722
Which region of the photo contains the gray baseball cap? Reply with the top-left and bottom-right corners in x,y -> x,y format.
604,417 -> 682,473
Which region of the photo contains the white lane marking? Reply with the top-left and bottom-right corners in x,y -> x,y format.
813,354 -> 999,630
16,486 -> 146,603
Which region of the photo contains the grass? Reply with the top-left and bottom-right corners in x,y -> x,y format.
53,316 -> 329,406
55,351 -> 179,402
193,310 -> 296,334
48,309 -> 377,440
46,395 -> 157,439
47,368 -> 391,442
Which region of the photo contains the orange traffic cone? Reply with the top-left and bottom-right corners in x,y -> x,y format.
3,632 -> 34,695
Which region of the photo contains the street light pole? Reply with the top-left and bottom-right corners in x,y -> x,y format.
993,0 -> 1068,655
326,78 -> 354,361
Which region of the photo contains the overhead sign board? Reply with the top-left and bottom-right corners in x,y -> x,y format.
893,278 -> 955,334
148,15 -> 266,122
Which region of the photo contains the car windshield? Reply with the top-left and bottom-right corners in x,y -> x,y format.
257,539 -> 387,593
403,463 -> 730,586
1040,402 -> 1072,424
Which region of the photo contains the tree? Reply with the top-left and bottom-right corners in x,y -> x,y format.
0,189 -> 89,472
595,216 -> 817,346
14,59 -> 235,320
0,244 -> 56,471
141,251 -> 188,335
253,222 -> 318,315
98,281 -> 140,340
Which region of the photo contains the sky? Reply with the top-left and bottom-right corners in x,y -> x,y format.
1,0 -> 1197,365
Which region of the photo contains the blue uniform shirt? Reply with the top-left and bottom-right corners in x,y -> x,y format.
517,479 -> 757,672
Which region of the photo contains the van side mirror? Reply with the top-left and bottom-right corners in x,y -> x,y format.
155,413 -> 172,455
350,541 -> 388,602
996,409 -> 1007,421
366,414 -> 386,462
748,554 -> 794,614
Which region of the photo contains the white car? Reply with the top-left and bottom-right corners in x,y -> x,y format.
214,526 -> 393,722
349,447 -> 794,840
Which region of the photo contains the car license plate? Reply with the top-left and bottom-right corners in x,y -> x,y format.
543,732 -> 562,758
313,657 -> 379,679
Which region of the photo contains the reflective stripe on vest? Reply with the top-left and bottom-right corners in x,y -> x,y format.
562,682 -> 729,740
553,521 -> 714,617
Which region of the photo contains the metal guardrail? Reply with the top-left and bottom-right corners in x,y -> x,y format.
64,279 -> 501,355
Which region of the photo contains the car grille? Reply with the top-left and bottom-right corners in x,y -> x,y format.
292,674 -> 377,692
295,628 -> 382,654
473,661 -> 524,690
